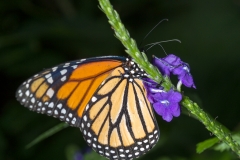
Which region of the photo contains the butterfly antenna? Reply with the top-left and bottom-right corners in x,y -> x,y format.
145,39 -> 181,55
146,39 -> 181,47
140,19 -> 169,50
146,43 -> 167,55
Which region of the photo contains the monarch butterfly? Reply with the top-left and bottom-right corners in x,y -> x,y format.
16,56 -> 160,160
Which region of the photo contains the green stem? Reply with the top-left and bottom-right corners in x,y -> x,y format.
98,0 -> 162,84
98,0 -> 240,157
182,96 -> 240,156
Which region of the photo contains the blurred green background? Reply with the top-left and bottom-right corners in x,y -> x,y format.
1,0 -> 240,160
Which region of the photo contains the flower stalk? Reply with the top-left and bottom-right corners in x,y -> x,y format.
98,0 -> 163,83
182,96 -> 240,156
98,0 -> 240,157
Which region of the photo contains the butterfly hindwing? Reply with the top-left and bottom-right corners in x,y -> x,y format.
80,66 -> 160,159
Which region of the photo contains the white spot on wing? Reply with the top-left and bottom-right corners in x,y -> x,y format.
52,67 -> 58,72
47,77 -> 53,84
91,97 -> 97,102
61,76 -> 66,81
71,65 -> 77,69
48,102 -> 54,108
60,69 -> 67,75
85,104 -> 89,111
71,119 -> 76,125
57,103 -> 62,109
31,98 -> 35,103
45,74 -> 51,78
120,154 -> 125,157
135,152 -> 139,155
83,115 -> 87,121
25,90 -> 30,96
46,88 -> 54,98
61,108 -> 66,114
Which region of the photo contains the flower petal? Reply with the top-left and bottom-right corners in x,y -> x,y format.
169,91 -> 182,103
181,73 -> 196,88
163,54 -> 182,66
153,102 -> 166,116
162,111 -> 173,122
172,106 -> 180,117
169,103 -> 181,117
153,56 -> 171,76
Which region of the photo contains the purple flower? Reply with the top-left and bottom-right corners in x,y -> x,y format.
74,151 -> 83,160
153,54 -> 196,88
172,62 -> 196,88
143,78 -> 182,122
143,78 -> 164,103
143,54 -> 195,122
74,147 -> 92,160
153,54 -> 182,76
152,90 -> 182,122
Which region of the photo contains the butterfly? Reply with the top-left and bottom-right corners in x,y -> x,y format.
16,56 -> 160,160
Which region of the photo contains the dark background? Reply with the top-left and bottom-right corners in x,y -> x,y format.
1,0 -> 240,160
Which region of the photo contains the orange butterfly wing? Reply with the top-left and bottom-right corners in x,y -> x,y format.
16,56 -> 160,160
79,62 -> 160,159
16,56 -> 124,127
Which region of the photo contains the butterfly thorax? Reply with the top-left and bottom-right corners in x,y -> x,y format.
122,58 -> 148,82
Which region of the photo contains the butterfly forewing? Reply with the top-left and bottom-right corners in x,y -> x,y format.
16,56 -> 125,127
